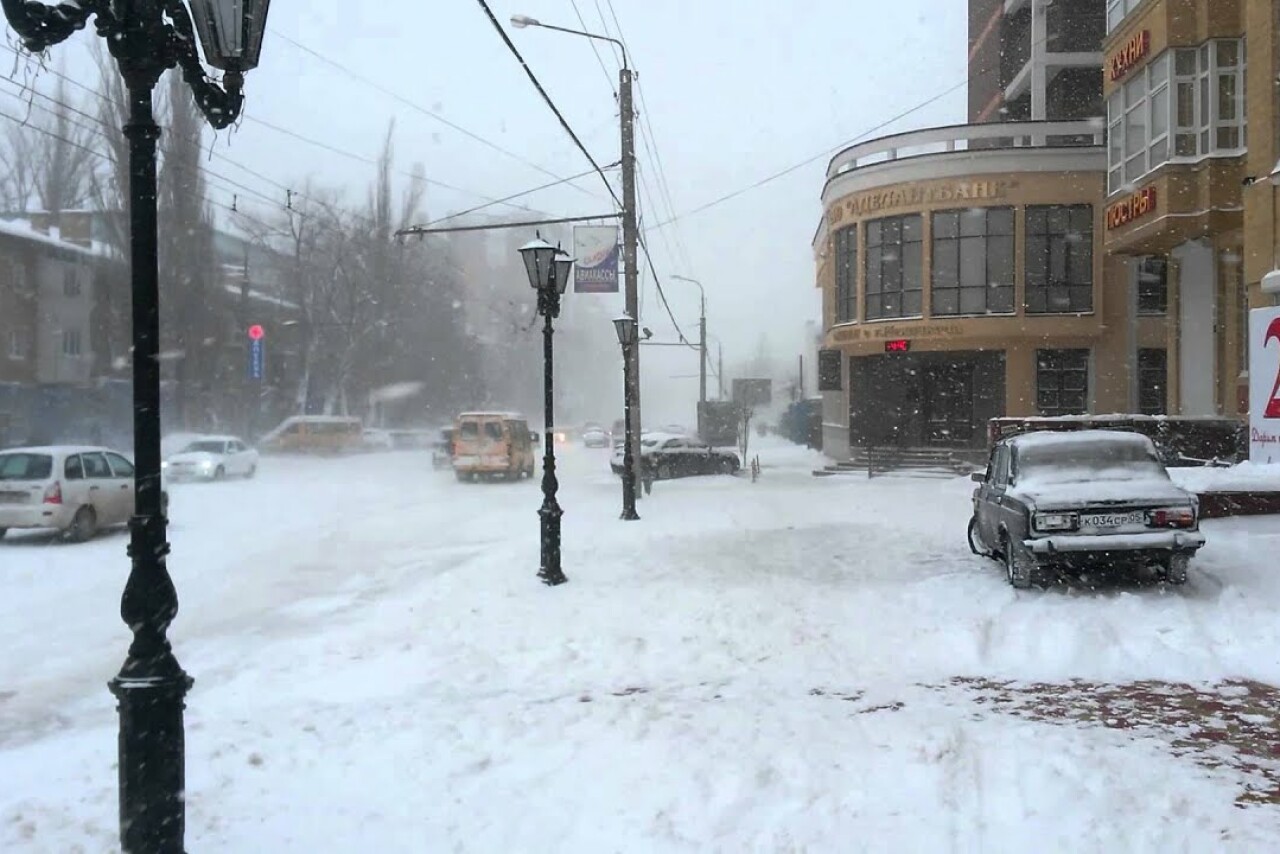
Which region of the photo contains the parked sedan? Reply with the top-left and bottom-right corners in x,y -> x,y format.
611,433 -> 740,480
0,446 -> 169,542
163,436 -> 258,481
968,430 -> 1205,588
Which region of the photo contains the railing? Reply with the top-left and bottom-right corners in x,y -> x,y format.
826,120 -> 1106,180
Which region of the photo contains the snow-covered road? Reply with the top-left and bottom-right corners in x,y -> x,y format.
3,441 -> 1279,851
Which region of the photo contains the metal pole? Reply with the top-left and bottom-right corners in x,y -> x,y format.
699,296 -> 708,404
620,66 -> 643,499
718,343 -> 725,399
619,337 -> 639,520
538,286 -> 566,585
109,78 -> 192,854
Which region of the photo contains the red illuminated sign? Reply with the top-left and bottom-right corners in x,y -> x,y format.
884,339 -> 911,353
1109,30 -> 1151,82
1106,185 -> 1157,230
247,324 -> 265,341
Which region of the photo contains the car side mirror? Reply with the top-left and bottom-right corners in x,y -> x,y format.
971,471 -> 986,483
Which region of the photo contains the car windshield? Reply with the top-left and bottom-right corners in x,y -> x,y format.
0,453 -> 53,480
1015,438 -> 1168,486
181,441 -> 226,454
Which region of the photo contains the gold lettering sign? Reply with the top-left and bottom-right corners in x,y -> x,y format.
835,181 -> 1011,220
830,322 -> 965,344
1106,185 -> 1157,230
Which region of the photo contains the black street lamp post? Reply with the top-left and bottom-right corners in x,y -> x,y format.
0,2 -> 270,851
612,314 -> 640,520
520,236 -> 574,586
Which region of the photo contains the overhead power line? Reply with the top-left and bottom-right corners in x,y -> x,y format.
471,0 -> 623,211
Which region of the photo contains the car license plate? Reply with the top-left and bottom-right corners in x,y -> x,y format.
1080,511 -> 1143,528
0,490 -> 27,504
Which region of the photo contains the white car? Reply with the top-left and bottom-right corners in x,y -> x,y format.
0,446 -> 169,542
163,436 -> 258,481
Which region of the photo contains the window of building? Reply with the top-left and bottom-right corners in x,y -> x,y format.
1107,41 -> 1245,193
7,329 -> 24,361
817,350 -> 842,392
1136,256 -> 1167,314
864,214 -> 922,320
63,267 -> 81,298
62,328 -> 82,357
1137,348 -> 1167,415
931,207 -> 1015,316
1025,205 -> 1093,314
1106,0 -> 1144,33
1036,349 -> 1090,416
2,258 -> 26,294
833,225 -> 857,323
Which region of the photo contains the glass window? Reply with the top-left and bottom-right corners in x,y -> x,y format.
483,422 -> 503,441
931,207 -> 1015,316
65,455 -> 84,481
63,267 -> 81,297
105,452 -> 135,478
1106,0 -> 1145,33
834,225 -> 857,324
0,453 -> 53,480
80,452 -> 113,479
1137,256 -> 1167,314
1138,349 -> 1167,415
7,329 -> 25,360
863,214 -> 922,320
1025,205 -> 1093,314
1036,349 -> 1090,416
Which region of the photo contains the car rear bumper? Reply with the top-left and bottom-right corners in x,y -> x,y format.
0,503 -> 74,531
454,455 -> 517,472
1025,530 -> 1205,556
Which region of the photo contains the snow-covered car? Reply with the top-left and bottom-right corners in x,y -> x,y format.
581,427 -> 610,448
611,433 -> 739,480
968,430 -> 1205,588
163,436 -> 258,481
361,429 -> 395,451
0,446 -> 169,542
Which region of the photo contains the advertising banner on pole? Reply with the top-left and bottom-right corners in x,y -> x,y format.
1249,306 -> 1280,463
572,225 -> 620,293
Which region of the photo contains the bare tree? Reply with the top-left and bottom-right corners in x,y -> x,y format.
32,77 -> 96,212
0,120 -> 37,210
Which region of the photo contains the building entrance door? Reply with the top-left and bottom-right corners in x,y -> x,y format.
923,361 -> 975,446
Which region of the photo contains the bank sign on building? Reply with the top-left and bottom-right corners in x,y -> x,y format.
1251,307 -> 1280,464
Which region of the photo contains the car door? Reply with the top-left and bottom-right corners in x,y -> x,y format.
61,453 -> 90,510
79,451 -> 120,524
104,452 -> 137,520
227,440 -> 247,475
976,446 -> 1008,547
684,438 -> 713,474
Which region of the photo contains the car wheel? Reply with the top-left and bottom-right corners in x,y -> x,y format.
967,516 -> 992,558
68,506 -> 98,543
720,458 -> 737,474
1002,533 -> 1034,589
1162,554 -> 1189,585
214,466 -> 226,481
245,465 -> 257,479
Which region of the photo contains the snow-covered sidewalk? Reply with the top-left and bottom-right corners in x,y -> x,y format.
2,441 -> 1279,851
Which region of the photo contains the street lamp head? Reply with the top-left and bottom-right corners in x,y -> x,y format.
519,234 -> 557,292
187,0 -> 273,73
613,314 -> 637,346
553,249 -> 575,295
511,14 -> 541,28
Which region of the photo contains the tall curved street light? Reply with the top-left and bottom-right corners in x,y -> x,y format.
511,12 -> 645,512
671,275 -> 709,404
0,1 -> 271,850
520,235 -> 574,586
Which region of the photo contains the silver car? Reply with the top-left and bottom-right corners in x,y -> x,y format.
0,446 -> 168,542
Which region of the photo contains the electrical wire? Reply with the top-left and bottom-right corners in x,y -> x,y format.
472,0 -> 623,211
568,0 -> 618,97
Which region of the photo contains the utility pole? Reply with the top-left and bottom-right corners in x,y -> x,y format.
718,342 -> 725,399
620,65 -> 643,496
699,294 -> 708,403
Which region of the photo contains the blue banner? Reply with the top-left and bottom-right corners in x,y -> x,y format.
248,338 -> 264,381
573,225 -> 620,293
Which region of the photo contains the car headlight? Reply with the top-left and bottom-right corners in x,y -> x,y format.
200,460 -> 214,469
1033,512 -> 1078,532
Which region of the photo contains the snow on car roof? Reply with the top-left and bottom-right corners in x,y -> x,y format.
1005,429 -> 1155,450
457,411 -> 525,420
0,445 -> 116,456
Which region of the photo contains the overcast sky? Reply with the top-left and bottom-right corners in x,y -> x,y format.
4,0 -> 968,415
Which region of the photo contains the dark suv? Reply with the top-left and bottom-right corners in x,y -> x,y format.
968,430 -> 1205,588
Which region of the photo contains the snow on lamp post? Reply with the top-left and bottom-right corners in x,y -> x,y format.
0,1 -> 271,850
612,315 -> 641,520
520,235 -> 573,586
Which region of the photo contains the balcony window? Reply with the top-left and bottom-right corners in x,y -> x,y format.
864,215 -> 922,321
1107,41 -> 1245,193
1025,205 -> 1094,314
1106,0 -> 1145,34
931,208 -> 1015,316
833,225 -> 857,324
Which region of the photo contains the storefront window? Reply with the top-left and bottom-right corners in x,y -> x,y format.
1036,349 -> 1090,416
1025,205 -> 1093,314
834,225 -> 857,324
864,214 -> 922,320
1138,348 -> 1167,415
931,207 -> 1015,316
1137,256 -> 1167,314
1107,40 -> 1245,194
